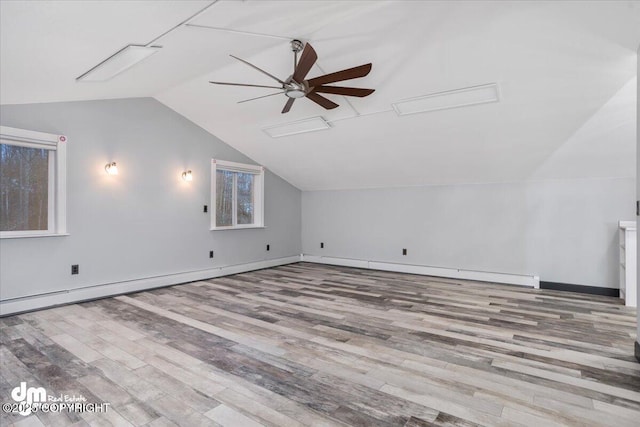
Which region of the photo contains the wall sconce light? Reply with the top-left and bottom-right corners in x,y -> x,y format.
105,162 -> 118,175
182,170 -> 193,182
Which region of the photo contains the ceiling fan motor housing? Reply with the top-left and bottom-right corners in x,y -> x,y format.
285,79 -> 308,98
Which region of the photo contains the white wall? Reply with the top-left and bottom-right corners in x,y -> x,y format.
0,98 -> 301,306
302,177 -> 634,288
636,46 -> 639,354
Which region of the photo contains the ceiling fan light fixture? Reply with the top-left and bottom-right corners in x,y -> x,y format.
392,83 -> 499,116
285,89 -> 306,99
262,116 -> 331,138
76,45 -> 161,82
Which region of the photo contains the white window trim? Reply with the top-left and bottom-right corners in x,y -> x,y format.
0,126 -> 67,239
211,159 -> 264,231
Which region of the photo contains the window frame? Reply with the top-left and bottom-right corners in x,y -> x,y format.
0,126 -> 67,239
210,159 -> 264,230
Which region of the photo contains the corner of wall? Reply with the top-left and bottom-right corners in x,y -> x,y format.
635,44 -> 639,360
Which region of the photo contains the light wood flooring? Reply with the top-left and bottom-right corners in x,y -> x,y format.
1,262 -> 639,427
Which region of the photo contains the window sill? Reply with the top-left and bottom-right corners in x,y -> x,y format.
0,233 -> 70,240
210,226 -> 266,231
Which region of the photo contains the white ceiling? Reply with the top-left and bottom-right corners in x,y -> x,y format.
1,1 -> 639,190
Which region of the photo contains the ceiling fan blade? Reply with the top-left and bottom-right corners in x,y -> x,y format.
313,86 -> 375,97
282,98 -> 295,114
230,54 -> 286,85
292,43 -> 317,84
238,91 -> 286,104
306,63 -> 372,87
306,92 -> 339,110
209,81 -> 283,89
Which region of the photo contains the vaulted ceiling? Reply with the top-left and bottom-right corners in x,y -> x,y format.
1,1 -> 639,190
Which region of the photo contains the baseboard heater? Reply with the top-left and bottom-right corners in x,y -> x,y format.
301,255 -> 540,288
1,255 -> 539,316
0,256 -> 300,317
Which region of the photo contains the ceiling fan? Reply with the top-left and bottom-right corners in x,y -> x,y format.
210,40 -> 374,114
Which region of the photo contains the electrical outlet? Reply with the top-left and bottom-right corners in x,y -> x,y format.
266,244 -> 270,251
71,264 -> 79,275
203,205 -> 208,213
209,251 -> 214,258
320,242 -> 324,248
402,248 -> 407,255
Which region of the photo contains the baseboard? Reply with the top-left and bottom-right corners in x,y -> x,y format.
300,255 -> 539,288
0,255 -> 301,317
539,281 -> 619,297
635,341 -> 640,363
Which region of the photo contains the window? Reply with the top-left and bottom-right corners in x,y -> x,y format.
0,126 -> 67,238
211,159 -> 264,230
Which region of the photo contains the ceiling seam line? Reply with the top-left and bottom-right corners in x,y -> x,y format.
184,24 -> 294,41
145,0 -> 221,47
326,108 -> 394,124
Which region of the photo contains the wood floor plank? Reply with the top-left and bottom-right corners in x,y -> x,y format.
204,404 -> 265,427
1,263 -> 638,426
